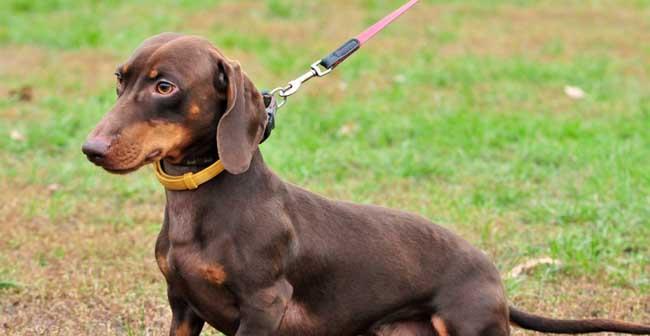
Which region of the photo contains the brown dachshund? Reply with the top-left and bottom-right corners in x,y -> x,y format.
82,33 -> 650,336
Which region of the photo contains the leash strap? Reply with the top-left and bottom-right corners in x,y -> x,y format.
320,0 -> 419,69
267,0 -> 419,109
356,0 -> 419,44
261,0 -> 418,141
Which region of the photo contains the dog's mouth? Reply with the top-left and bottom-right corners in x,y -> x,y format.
145,149 -> 162,161
93,149 -> 164,175
84,120 -> 192,175
102,166 -> 142,175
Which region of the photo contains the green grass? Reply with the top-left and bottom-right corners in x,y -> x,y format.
1,0 -> 649,334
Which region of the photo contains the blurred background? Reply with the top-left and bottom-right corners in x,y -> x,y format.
0,0 -> 648,335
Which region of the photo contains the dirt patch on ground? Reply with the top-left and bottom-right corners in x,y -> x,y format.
439,4 -> 650,62
511,278 -> 650,335
0,46 -> 48,100
0,183 -> 169,335
0,45 -> 119,102
0,46 -> 50,76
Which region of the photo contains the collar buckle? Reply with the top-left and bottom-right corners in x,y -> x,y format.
260,91 -> 277,143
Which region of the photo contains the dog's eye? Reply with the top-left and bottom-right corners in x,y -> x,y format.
114,72 -> 123,83
156,81 -> 175,95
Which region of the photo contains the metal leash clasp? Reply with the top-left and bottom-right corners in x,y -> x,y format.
269,61 -> 332,109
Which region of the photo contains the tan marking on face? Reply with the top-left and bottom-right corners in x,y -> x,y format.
122,64 -> 129,73
105,121 -> 191,169
175,321 -> 192,336
432,316 -> 449,336
201,263 -> 227,285
156,255 -> 170,277
189,104 -> 200,118
149,69 -> 158,78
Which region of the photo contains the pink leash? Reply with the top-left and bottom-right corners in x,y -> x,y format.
269,0 -> 420,107
357,0 -> 420,44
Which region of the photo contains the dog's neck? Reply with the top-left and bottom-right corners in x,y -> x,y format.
167,138 -> 219,170
161,149 -> 280,211
161,150 -> 282,244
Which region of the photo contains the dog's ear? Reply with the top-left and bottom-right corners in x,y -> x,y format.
215,59 -> 266,174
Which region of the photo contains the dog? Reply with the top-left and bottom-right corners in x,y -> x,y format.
82,33 -> 650,336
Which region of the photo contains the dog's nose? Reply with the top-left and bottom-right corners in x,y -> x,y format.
82,138 -> 109,163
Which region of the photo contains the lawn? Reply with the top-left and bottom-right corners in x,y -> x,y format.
1,0 -> 648,335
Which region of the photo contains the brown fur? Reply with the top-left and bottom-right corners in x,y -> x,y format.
83,33 -> 650,336
157,255 -> 170,277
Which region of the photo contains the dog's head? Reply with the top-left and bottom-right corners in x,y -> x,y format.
82,33 -> 267,174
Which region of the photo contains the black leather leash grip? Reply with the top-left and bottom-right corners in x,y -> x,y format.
319,38 -> 361,70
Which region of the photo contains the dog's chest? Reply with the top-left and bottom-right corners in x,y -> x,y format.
160,199 -> 233,287
157,199 -> 327,335
156,237 -> 241,332
156,204 -> 242,332
155,233 -> 328,335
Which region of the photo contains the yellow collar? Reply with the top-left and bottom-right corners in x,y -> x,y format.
153,160 -> 225,190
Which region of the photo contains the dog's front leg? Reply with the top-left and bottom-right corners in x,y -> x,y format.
235,277 -> 293,336
168,287 -> 205,336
